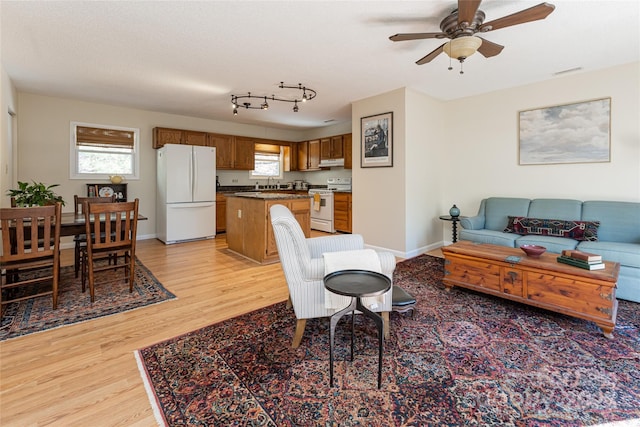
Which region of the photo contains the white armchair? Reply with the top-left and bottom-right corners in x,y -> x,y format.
270,204 -> 396,348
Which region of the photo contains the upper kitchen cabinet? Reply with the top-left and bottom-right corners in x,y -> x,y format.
183,130 -> 208,146
343,134 -> 352,169
297,139 -> 321,171
233,137 -> 256,170
320,136 -> 344,160
208,134 -> 255,170
283,143 -> 297,171
153,127 -> 183,148
208,133 -> 234,169
153,127 -> 207,148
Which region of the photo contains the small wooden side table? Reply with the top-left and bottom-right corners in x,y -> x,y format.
324,269 -> 391,389
439,215 -> 467,243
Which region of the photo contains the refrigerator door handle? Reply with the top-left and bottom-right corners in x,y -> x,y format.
189,148 -> 194,201
192,148 -> 198,200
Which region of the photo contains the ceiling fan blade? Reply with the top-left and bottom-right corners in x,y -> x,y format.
477,38 -> 504,57
416,43 -> 446,65
457,0 -> 482,25
479,2 -> 555,32
389,32 -> 446,42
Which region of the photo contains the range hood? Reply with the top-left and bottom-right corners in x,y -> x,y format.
319,158 -> 344,167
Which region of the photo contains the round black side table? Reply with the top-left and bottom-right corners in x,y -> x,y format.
323,269 -> 391,389
439,215 -> 467,243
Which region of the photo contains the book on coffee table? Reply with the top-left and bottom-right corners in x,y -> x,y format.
561,249 -> 602,263
557,255 -> 605,270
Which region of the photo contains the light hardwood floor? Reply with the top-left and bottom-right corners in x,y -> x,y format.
0,234 -> 442,426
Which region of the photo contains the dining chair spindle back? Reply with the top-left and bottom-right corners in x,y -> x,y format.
81,199 -> 139,302
73,195 -> 116,278
0,203 -> 62,317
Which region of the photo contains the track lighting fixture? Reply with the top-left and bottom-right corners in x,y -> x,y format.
230,82 -> 316,116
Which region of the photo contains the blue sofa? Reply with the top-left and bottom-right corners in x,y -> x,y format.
459,197 -> 640,303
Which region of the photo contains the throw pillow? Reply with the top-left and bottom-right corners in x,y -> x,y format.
504,216 -> 600,241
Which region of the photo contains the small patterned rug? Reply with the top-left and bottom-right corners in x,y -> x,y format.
1,258 -> 175,341
136,254 -> 640,426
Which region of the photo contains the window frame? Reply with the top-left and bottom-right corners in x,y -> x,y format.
249,146 -> 284,180
69,121 -> 140,180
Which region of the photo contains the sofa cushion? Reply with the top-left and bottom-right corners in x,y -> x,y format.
527,198 -> 583,220
484,197 -> 531,231
577,241 -> 640,268
582,201 -> 640,243
504,216 -> 600,241
458,229 -> 520,247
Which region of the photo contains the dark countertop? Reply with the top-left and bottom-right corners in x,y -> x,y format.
218,185 -> 327,193
226,192 -> 311,200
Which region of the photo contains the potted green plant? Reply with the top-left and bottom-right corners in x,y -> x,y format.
7,181 -> 65,207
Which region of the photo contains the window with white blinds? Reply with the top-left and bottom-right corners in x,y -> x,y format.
70,122 -> 140,180
250,144 -> 283,179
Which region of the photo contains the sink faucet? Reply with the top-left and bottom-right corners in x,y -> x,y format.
267,177 -> 272,189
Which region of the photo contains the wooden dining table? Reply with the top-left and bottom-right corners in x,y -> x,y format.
1,212 -> 147,248
58,212 -> 147,237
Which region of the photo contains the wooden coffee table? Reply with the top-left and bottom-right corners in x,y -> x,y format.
441,241 -> 620,338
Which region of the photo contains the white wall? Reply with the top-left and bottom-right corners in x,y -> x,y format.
352,62 -> 639,257
352,88 -> 406,253
445,62 -> 640,223
405,88 -> 446,256
1,61 -> 18,208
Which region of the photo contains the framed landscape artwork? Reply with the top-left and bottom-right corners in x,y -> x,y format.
518,97 -> 611,165
361,112 -> 393,168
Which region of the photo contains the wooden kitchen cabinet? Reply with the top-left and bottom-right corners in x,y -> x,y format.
298,139 -> 321,171
297,141 -> 309,171
208,133 -> 234,169
232,136 -> 256,170
320,136 -> 344,160
226,195 -> 311,264
207,133 -> 255,170
153,127 -> 183,148
216,192 -> 226,233
334,192 -> 352,233
153,127 -> 207,148
283,143 -> 296,171
343,133 -> 352,169
183,130 -> 207,146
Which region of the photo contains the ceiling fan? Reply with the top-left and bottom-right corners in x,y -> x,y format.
389,1 -> 555,72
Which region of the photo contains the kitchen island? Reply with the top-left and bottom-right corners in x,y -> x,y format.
226,192 -> 312,264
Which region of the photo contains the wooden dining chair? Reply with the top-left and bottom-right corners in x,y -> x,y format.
73,195 -> 116,278
80,199 -> 139,302
0,203 -> 62,317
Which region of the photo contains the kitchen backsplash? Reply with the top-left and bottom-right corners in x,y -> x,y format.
217,168 -> 352,187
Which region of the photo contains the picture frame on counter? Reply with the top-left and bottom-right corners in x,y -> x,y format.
361,112 -> 393,168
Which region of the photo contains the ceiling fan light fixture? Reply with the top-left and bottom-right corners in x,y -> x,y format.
443,36 -> 482,60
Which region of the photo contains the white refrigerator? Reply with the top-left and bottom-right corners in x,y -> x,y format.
157,144 -> 216,244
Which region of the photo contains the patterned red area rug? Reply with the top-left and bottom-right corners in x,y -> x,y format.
136,254 -> 640,426
1,258 -> 175,341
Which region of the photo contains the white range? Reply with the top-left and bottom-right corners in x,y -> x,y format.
308,177 -> 352,233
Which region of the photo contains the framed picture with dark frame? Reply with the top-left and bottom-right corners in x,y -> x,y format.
361,112 -> 393,168
518,97 -> 611,165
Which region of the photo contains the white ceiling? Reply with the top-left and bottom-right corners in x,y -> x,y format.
2,1 -> 638,130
